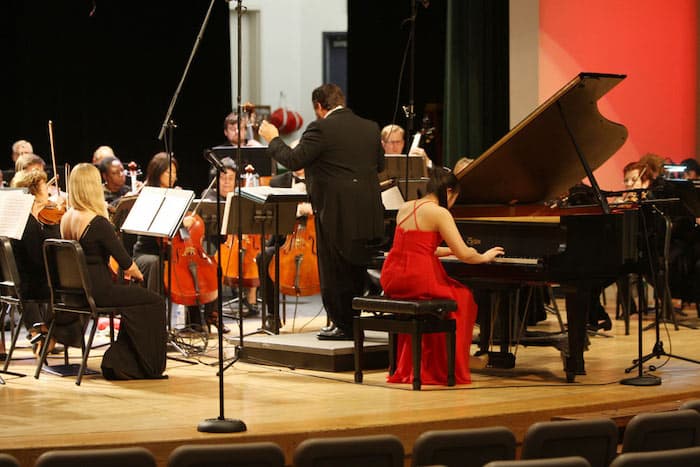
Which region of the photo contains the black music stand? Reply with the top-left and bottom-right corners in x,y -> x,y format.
221,187 -> 306,336
120,187 -> 200,358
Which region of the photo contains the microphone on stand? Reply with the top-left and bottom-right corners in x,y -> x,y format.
204,150 -> 227,173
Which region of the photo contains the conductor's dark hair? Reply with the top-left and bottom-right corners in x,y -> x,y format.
426,166 -> 459,208
145,152 -> 178,187
311,83 -> 346,110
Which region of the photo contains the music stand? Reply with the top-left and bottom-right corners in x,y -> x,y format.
222,186 -> 306,337
121,187 -> 198,357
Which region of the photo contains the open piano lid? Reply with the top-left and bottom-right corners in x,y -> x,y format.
455,72 -> 628,205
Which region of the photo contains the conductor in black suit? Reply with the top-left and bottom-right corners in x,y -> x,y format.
259,83 -> 385,340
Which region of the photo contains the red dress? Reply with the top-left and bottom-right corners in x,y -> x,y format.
380,201 -> 478,385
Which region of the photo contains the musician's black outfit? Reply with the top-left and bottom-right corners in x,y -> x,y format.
265,107 -> 385,339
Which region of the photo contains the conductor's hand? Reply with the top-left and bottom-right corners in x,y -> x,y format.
258,120 -> 279,143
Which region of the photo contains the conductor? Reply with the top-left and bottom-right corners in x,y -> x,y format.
259,83 -> 385,340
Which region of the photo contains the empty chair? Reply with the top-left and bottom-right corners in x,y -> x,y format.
412,426 -> 516,467
0,236 -> 26,378
520,418 -> 618,467
680,399 -> 700,413
35,447 -> 156,467
610,446 -> 700,466
621,409 -> 700,453
485,457 -> 591,467
294,434 -> 404,467
168,442 -> 285,467
0,453 -> 19,467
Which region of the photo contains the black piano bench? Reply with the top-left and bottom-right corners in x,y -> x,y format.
351,295 -> 457,390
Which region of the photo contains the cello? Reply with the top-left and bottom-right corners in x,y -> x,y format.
165,188 -> 219,306
269,213 -> 320,296
220,164 -> 262,288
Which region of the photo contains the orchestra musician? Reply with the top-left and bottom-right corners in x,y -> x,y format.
380,124 -> 431,168
259,83 -> 385,340
10,168 -> 83,357
200,156 -> 257,321
98,156 -> 130,208
256,166 -> 313,321
61,163 -> 166,380
133,152 -> 225,333
380,166 -> 504,385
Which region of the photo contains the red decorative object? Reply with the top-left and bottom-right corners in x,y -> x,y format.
270,108 -> 304,134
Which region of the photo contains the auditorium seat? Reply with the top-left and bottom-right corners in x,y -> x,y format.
484,456 -> 591,467
0,453 -> 18,467
520,418 -> 618,467
621,409 -> 700,453
411,426 -> 516,467
610,446 -> 700,466
168,442 -> 285,467
35,447 -> 155,467
294,434 -> 404,467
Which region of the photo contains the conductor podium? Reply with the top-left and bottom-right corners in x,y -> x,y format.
223,186 -> 308,333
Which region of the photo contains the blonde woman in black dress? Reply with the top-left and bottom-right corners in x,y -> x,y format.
60,163 -> 167,380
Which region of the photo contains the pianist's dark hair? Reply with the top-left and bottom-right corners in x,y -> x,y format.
427,166 -> 459,208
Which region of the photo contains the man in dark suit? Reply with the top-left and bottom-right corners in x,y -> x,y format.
259,83 -> 385,340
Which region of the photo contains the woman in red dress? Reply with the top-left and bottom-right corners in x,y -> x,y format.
380,167 -> 504,385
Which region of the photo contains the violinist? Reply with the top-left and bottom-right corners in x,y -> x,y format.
10,168 -> 83,356
98,156 -> 130,207
61,163 -> 166,380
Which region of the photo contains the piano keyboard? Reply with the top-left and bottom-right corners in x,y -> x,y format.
441,255 -> 540,266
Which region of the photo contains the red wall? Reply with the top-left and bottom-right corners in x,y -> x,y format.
539,0 -> 697,190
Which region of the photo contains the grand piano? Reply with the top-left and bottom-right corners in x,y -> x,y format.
444,72 -> 639,383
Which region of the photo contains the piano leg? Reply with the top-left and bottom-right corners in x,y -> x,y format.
563,282 -> 591,382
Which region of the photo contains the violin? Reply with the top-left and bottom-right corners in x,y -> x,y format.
37,201 -> 67,225
269,214 -> 320,296
38,122 -> 68,225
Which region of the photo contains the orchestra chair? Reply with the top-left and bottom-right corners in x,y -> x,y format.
35,447 -> 156,467
411,426 -> 516,467
621,409 -> 700,453
484,457 -> 591,467
520,418 -> 618,467
0,453 -> 19,467
168,442 -> 284,467
610,446 -> 700,467
35,239 -> 122,385
0,237 -> 29,380
294,434 -> 404,467
352,296 -> 457,390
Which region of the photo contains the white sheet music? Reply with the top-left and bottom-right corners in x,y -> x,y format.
121,187 -> 194,238
0,190 -> 34,239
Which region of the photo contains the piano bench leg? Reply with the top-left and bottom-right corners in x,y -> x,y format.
446,328 -> 456,387
353,317 -> 363,384
411,325 -> 422,391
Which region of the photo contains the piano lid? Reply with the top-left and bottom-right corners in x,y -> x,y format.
455,72 -> 628,205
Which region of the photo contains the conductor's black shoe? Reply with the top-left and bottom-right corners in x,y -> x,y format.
317,327 -> 353,340
320,324 -> 336,333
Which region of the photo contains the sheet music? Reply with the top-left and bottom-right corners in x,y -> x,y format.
382,186 -> 404,211
240,185 -> 304,203
121,187 -> 195,238
0,190 -> 34,239
150,189 -> 194,236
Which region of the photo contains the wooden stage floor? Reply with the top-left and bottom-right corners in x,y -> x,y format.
2,293 -> 700,466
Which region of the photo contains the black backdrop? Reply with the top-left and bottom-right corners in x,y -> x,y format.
1,0 -> 231,193
1,1 -> 454,194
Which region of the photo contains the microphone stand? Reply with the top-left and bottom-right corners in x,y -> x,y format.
161,0 -> 242,434
404,0 -> 418,200
199,152 -> 246,433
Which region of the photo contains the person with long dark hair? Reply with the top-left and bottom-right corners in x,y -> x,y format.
380,166 -> 504,385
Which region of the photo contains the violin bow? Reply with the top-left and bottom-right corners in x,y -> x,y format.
47,120 -> 60,190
